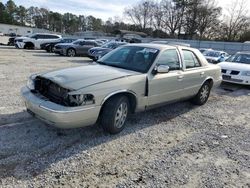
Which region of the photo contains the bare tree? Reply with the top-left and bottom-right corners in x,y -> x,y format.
223,0 -> 250,41
124,0 -> 154,31
196,0 -> 221,39
151,2 -> 164,31
161,0 -> 185,37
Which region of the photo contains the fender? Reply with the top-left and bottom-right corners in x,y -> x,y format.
101,89 -> 137,106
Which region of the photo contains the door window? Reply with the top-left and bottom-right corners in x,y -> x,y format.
156,49 -> 180,70
183,50 -> 201,69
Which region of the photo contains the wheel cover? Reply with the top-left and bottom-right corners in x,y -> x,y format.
68,49 -> 75,56
114,102 -> 128,129
200,85 -> 209,102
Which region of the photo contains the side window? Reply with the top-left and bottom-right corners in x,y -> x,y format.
156,49 -> 180,70
45,35 -> 53,39
51,35 -> 59,39
30,34 -> 38,39
183,50 -> 201,69
79,41 -> 85,46
85,41 -> 95,46
36,34 -> 43,39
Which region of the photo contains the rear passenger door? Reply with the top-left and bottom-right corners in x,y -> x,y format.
180,49 -> 206,96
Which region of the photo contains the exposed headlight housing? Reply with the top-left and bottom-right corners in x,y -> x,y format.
67,94 -> 95,107
27,77 -> 35,90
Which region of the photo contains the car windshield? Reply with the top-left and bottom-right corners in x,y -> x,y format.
203,51 -> 221,57
72,40 -> 83,45
101,42 -> 117,49
97,46 -> 159,73
226,53 -> 250,64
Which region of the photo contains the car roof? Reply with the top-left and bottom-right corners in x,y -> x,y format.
151,40 -> 190,47
124,43 -> 196,51
33,33 -> 61,36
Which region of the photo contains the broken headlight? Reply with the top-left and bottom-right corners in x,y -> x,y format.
67,94 -> 95,107
27,77 -> 35,90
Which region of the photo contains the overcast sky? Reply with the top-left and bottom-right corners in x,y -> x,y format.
1,0 -> 249,21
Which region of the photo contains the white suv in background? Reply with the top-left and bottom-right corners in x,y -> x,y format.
15,33 -> 61,49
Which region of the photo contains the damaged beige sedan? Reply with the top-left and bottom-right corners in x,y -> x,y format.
21,44 -> 222,134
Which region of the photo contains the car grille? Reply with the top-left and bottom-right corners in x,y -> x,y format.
222,75 -> 243,82
230,70 -> 240,75
34,77 -> 70,105
221,69 -> 227,73
221,69 -> 240,75
15,39 -> 23,42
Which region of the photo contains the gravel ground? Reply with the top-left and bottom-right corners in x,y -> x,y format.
0,36 -> 9,45
0,46 -> 250,188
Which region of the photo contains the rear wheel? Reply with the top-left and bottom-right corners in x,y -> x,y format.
67,48 -> 76,57
101,96 -> 130,134
191,81 -> 211,105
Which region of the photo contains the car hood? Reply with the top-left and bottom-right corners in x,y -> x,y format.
39,64 -> 139,90
218,62 -> 250,71
15,36 -> 29,40
204,56 -> 219,61
90,47 -> 109,51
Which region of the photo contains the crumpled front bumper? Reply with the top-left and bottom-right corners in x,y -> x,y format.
21,87 -> 101,129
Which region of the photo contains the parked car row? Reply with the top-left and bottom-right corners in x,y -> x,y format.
40,38 -> 77,52
12,33 -> 250,88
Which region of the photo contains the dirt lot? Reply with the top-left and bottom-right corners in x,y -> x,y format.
0,46 -> 250,187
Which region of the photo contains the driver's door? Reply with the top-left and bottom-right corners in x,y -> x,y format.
148,49 -> 185,106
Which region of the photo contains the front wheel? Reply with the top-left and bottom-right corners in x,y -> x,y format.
50,46 -> 55,53
101,96 -> 130,134
67,48 -> 76,57
191,82 -> 211,105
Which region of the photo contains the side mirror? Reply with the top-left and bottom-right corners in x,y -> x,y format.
154,65 -> 170,74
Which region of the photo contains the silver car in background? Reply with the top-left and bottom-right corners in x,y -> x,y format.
21,44 -> 222,134
54,39 -> 100,57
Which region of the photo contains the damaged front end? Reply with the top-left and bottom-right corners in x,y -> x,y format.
31,76 -> 95,107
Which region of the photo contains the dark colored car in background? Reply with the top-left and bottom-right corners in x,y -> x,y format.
41,38 -> 77,52
54,39 -> 100,57
88,41 -> 127,60
8,37 -> 15,46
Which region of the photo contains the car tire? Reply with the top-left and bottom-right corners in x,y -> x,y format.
101,95 -> 130,134
191,81 -> 211,105
67,48 -> 76,57
24,42 -> 34,50
50,46 -> 54,53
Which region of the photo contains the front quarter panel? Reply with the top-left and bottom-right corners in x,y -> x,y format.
69,74 -> 148,111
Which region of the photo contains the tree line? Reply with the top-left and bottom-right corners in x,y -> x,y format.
0,0 -> 249,41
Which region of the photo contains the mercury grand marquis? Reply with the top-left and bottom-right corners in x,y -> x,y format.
21,44 -> 222,134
